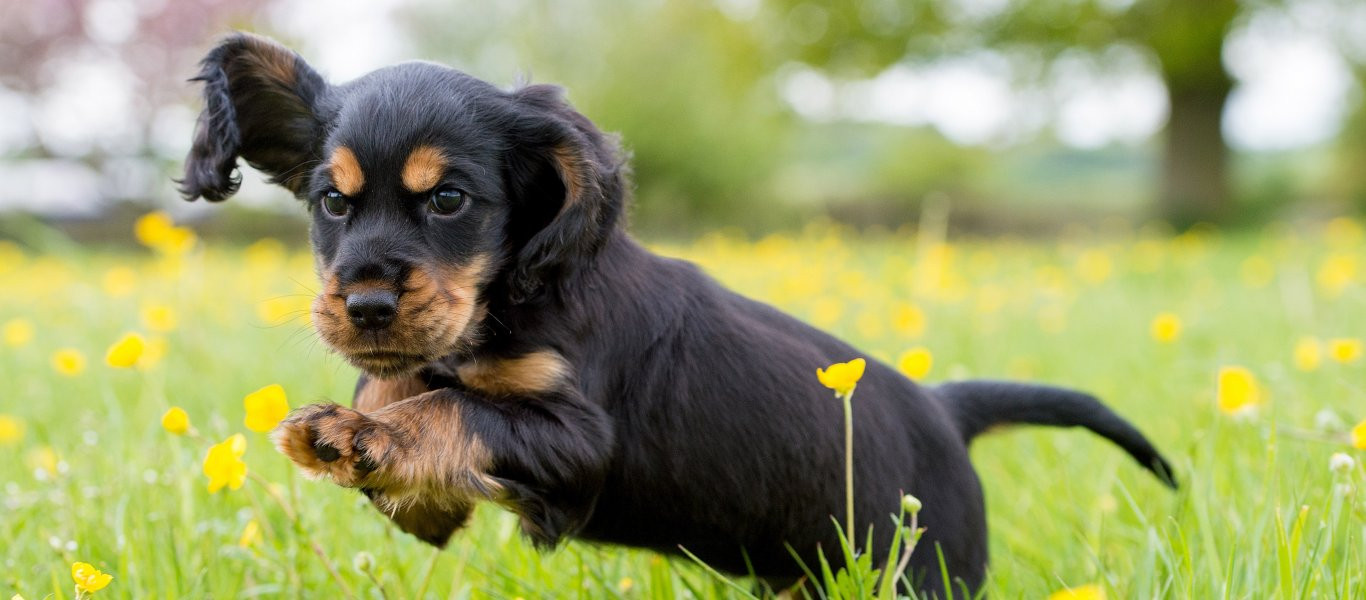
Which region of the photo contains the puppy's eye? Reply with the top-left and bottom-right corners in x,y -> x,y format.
428,187 -> 465,215
322,190 -> 349,217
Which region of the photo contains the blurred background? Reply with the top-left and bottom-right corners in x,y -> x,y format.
1,0 -> 1364,240
5,4 -> 1366,595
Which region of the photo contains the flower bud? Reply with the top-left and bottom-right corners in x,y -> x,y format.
353,551 -> 375,573
1329,452 -> 1355,475
901,494 -> 922,515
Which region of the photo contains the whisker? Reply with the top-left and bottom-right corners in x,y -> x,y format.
276,158 -> 324,188
288,277 -> 319,294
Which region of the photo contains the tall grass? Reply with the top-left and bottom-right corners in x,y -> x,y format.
1,218 -> 1364,598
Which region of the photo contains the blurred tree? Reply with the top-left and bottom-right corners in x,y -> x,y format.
0,0 -> 269,196
1336,66 -> 1366,213
399,0 -> 795,232
767,0 -> 1299,226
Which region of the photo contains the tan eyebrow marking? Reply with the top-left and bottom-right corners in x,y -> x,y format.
402,145 -> 448,193
329,146 -> 365,196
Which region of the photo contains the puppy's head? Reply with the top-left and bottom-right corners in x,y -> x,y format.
180,33 -> 625,376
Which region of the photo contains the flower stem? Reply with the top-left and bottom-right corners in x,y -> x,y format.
414,547 -> 442,600
248,471 -> 357,599
842,388 -> 855,542
876,515 -> 923,598
362,566 -> 392,600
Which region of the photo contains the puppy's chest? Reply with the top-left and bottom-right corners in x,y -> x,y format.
356,349 -> 572,408
354,376 -> 430,412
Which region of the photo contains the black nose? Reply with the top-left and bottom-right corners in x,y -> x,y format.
345,289 -> 398,331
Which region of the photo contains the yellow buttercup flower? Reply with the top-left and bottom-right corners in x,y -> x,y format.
1150,312 -> 1182,343
244,237 -> 287,270
1048,584 -> 1105,600
159,227 -> 198,256
134,211 -> 176,247
244,384 -> 290,433
1217,366 -> 1262,416
1239,255 -> 1275,288
1293,337 -> 1321,372
0,239 -> 23,270
1325,217 -> 1363,248
203,433 -> 248,493
71,561 -> 113,593
27,446 -> 59,477
891,303 -> 926,337
238,519 -> 261,548
0,414 -> 24,445
134,211 -> 197,256
816,358 -> 866,397
1316,254 -> 1355,298
140,304 -> 178,333
1075,250 -> 1112,284
51,348 -> 87,376
100,266 -> 137,298
897,347 -> 934,379
3,318 -> 34,347
161,407 -> 190,435
1328,338 -> 1362,364
105,333 -> 145,368
1352,419 -> 1366,450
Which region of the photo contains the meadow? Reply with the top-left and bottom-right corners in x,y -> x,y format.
2,213 -> 1364,599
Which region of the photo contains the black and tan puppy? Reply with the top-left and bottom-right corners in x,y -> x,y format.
179,33 -> 1176,595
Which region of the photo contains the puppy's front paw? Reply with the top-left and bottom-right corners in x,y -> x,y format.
272,403 -> 403,487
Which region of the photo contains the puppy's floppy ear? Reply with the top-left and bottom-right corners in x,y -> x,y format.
504,84 -> 627,304
179,32 -> 328,202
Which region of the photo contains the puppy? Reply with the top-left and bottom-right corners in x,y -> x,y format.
179,33 -> 1176,596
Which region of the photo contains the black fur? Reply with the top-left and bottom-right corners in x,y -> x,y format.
938,380 -> 1179,488
182,33 -> 1177,596
179,34 -> 329,200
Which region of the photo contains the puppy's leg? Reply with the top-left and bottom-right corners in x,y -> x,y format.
274,382 -> 613,547
352,375 -> 472,546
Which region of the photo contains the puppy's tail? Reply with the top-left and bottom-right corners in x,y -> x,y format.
937,380 -> 1178,489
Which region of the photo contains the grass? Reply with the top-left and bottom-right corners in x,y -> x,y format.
1,217 -> 1364,598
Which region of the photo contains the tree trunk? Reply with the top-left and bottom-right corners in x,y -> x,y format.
1144,0 -> 1239,227
1160,80 -> 1232,226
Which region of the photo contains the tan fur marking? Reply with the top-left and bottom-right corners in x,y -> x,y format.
329,146 -> 365,196
355,376 -> 429,413
402,145 -> 447,193
457,350 -> 570,397
372,391 -> 501,501
312,254 -> 493,377
241,35 -> 297,86
551,145 -> 586,208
